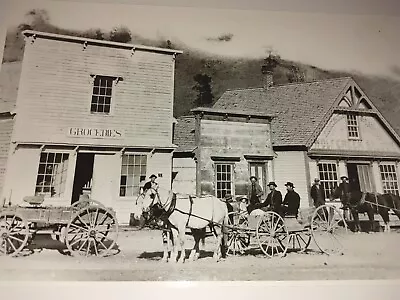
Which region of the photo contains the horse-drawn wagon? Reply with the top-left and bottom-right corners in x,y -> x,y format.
225,204 -> 348,257
0,196 -> 118,257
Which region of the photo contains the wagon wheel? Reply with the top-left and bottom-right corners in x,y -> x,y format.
65,205 -> 119,257
287,231 -> 312,253
311,204 -> 348,255
256,211 -> 289,258
71,199 -> 105,209
226,212 -> 250,255
0,212 -> 29,257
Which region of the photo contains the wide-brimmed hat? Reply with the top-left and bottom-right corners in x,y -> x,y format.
149,174 -> 157,179
314,178 -> 320,182
267,181 -> 277,187
224,194 -> 233,200
285,181 -> 295,188
249,175 -> 258,181
340,176 -> 348,180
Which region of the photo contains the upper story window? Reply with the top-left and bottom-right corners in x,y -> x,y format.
91,76 -> 114,114
347,114 -> 360,139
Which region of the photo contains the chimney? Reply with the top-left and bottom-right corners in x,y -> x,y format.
261,54 -> 278,89
261,66 -> 273,89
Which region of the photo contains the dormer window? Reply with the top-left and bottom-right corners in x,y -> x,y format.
347,114 -> 360,139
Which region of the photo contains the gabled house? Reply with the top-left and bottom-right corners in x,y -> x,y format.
173,74 -> 400,208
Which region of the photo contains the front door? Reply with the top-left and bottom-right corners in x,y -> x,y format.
71,153 -> 94,204
249,162 -> 267,193
347,163 -> 375,193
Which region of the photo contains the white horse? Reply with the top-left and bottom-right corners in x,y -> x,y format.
133,188 -> 229,263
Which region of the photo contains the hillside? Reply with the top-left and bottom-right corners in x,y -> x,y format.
1,15 -> 400,134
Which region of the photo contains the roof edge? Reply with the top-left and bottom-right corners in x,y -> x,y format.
191,107 -> 275,118
22,30 -> 183,55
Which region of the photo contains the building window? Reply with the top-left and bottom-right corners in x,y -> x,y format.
120,154 -> 147,197
379,164 -> 399,195
35,152 -> 69,197
318,162 -> 339,199
347,114 -> 359,139
91,76 -> 114,114
215,163 -> 234,199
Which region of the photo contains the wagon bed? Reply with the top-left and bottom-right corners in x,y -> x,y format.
0,197 -> 119,257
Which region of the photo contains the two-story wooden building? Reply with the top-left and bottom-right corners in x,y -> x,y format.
0,30 -> 182,224
173,74 -> 400,209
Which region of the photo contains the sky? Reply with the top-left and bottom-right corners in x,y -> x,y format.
0,0 -> 400,78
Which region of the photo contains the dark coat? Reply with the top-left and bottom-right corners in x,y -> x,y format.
261,189 -> 283,212
247,182 -> 264,204
142,181 -> 159,193
310,183 -> 325,207
282,190 -> 300,216
337,182 -> 350,202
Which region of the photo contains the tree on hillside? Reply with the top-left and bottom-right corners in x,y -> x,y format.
192,73 -> 214,107
109,26 -> 132,43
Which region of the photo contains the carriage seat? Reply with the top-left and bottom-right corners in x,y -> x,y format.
23,195 -> 45,206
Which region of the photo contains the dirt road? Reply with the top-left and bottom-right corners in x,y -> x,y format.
1,228 -> 400,281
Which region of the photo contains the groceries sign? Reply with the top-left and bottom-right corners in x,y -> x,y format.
67,127 -> 125,139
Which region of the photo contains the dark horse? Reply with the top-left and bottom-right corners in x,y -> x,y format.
330,188 -> 400,232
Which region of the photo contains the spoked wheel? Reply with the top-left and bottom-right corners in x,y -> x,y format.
71,199 -> 105,209
311,204 -> 348,255
256,211 -> 289,258
65,205 -> 119,257
287,231 -> 312,253
226,212 -> 250,255
0,212 -> 29,257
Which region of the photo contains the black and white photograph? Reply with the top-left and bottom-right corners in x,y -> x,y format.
0,0 -> 400,284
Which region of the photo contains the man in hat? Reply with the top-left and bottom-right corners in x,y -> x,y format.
142,174 -> 159,194
246,176 -> 264,214
260,182 -> 282,214
337,175 -> 351,209
310,178 -> 325,208
282,182 -> 300,217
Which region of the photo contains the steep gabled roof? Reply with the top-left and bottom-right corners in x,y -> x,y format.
213,77 -> 374,147
173,115 -> 197,153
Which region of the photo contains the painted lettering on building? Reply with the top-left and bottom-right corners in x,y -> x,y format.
67,127 -> 125,139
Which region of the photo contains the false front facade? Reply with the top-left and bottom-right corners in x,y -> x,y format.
0,30 -> 181,224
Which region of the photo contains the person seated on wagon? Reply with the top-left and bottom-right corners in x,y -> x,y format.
239,196 -> 249,214
256,182 -> 283,215
246,175 -> 264,214
282,182 -> 300,218
142,174 -> 159,195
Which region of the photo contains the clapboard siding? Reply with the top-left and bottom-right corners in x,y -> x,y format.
311,113 -> 400,153
274,151 -> 310,208
13,37 -> 175,146
0,118 -> 13,199
199,119 -> 273,197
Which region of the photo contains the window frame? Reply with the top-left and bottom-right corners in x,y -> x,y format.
119,153 -> 148,198
346,114 -> 361,140
379,163 -> 400,196
317,161 -> 339,201
214,162 -> 235,199
35,151 -> 70,198
88,75 -> 120,116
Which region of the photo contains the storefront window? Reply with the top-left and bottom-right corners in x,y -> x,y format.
120,154 -> 147,197
215,163 -> 234,199
379,163 -> 399,195
35,152 -> 69,197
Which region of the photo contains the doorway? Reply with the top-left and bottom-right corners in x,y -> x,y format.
346,163 -> 375,193
249,162 -> 267,193
71,153 -> 95,204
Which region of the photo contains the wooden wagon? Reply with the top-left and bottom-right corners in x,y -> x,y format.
226,204 -> 348,257
0,196 -> 118,257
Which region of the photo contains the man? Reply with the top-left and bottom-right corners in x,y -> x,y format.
142,174 -> 159,194
260,182 -> 282,214
337,175 -> 351,209
139,174 -> 159,229
310,178 -> 325,208
246,176 -> 264,214
282,182 -> 300,217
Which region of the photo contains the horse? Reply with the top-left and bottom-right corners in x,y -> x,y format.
133,188 -> 229,263
330,187 -> 400,233
133,193 -> 174,262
